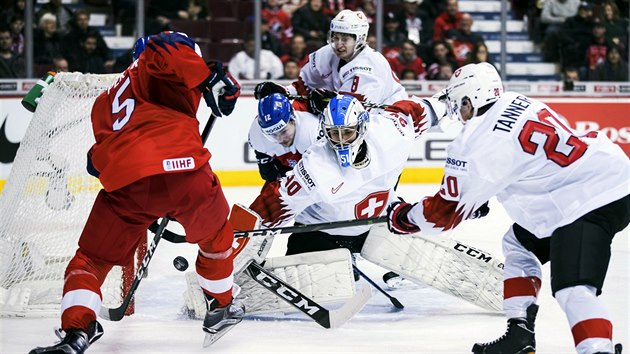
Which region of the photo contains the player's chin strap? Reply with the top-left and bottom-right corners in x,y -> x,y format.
151,216 -> 387,244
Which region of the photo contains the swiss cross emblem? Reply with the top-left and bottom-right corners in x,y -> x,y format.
454,68 -> 461,77
355,191 -> 389,219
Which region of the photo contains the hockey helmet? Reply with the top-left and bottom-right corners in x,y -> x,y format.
257,93 -> 296,145
132,31 -> 201,61
442,63 -> 503,123
321,94 -> 369,168
328,10 -> 370,60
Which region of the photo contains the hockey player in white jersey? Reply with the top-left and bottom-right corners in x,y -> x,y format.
249,93 -> 441,257
253,9 -> 408,115
387,62 -> 630,354
249,93 -> 323,183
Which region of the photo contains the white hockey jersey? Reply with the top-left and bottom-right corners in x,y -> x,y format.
294,45 -> 408,106
250,98 -> 436,236
408,92 -> 630,238
248,111 -> 324,169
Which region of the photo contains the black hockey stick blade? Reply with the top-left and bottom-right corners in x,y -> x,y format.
245,261 -> 371,329
154,216 -> 388,244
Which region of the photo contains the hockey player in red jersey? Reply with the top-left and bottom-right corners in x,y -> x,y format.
387,63 -> 629,354
30,31 -> 243,354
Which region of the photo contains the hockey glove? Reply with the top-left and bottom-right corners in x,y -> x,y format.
387,201 -> 420,235
254,81 -> 287,100
308,88 -> 336,115
255,150 -> 286,182
199,61 -> 227,116
217,72 -> 240,116
470,201 -> 490,219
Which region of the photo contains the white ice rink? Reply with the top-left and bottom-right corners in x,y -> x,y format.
1,184 -> 628,353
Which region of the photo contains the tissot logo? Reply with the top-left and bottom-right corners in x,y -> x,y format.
0,115 -> 20,164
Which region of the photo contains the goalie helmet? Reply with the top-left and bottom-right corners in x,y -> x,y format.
328,10 -> 370,60
443,62 -> 503,123
321,94 -> 369,168
257,93 -> 296,146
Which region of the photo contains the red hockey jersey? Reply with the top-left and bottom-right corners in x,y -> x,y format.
89,34 -> 211,191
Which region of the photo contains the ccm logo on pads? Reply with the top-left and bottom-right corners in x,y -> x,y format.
163,157 -> 195,171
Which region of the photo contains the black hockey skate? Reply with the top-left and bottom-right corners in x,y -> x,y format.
29,320 -> 103,354
202,299 -> 245,347
472,304 -> 538,354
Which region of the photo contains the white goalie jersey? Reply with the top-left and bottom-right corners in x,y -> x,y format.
251,98 -> 437,235
408,92 -> 630,238
294,45 -> 408,106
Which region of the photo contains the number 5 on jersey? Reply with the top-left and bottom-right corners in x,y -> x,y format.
111,76 -> 136,131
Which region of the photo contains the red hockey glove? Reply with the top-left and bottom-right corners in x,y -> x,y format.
387,201 -> 420,235
254,81 -> 287,100
218,72 -> 240,116
249,180 -> 293,227
308,88 -> 336,115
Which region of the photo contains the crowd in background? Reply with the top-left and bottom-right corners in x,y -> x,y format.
0,0 -> 628,82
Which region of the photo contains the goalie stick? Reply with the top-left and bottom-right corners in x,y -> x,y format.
151,216 -> 388,243
245,260 -> 371,329
100,113 -> 218,322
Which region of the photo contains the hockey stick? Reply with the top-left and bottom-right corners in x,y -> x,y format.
245,261 -> 371,329
153,216 -> 388,244
352,265 -> 404,310
285,93 -> 390,110
100,113 -> 218,322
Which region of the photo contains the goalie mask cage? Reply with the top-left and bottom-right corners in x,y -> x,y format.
0,72 -> 146,318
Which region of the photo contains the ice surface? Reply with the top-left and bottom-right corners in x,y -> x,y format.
2,185 -> 627,353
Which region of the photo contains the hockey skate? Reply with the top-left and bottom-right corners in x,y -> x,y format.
29,320 -> 103,354
382,271 -> 414,290
202,299 -> 245,347
594,343 -> 623,354
472,304 -> 538,354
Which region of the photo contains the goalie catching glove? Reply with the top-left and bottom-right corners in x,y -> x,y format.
387,201 -> 420,235
199,61 -> 241,117
254,81 -> 287,100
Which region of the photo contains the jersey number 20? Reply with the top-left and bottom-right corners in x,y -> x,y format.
517,108 -> 588,167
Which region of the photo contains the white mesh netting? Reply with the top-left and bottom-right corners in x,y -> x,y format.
0,72 -> 133,317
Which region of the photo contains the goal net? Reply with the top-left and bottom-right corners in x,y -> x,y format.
0,72 -> 144,317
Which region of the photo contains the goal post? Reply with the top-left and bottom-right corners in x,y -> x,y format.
0,72 -> 144,317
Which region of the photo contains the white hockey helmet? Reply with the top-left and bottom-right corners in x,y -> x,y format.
443,63 -> 503,123
328,10 -> 370,59
321,94 -> 370,168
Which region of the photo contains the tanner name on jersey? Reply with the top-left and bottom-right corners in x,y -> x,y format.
492,95 -> 531,133
163,157 -> 195,171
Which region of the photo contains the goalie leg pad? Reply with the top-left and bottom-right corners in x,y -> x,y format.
183,248 -> 358,318
361,224 -> 504,312
229,203 -> 274,275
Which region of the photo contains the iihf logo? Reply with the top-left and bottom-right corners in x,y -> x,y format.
163,157 -> 195,171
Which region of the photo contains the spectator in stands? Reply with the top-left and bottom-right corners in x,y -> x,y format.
280,34 -> 309,67
146,0 -> 189,35
383,12 -> 407,57
433,0 -> 462,42
428,62 -> 454,80
34,13 -> 64,66
551,2 -> 594,66
68,32 -> 106,74
281,58 -> 301,79
8,15 -> 24,56
585,22 -> 613,74
64,10 -> 114,71
185,0 -> 208,21
1,0 -> 25,28
112,0 -> 136,36
367,34 -> 377,50
228,35 -> 284,80
589,43 -> 628,80
464,41 -> 496,70
425,39 -> 459,80
562,66 -> 581,91
400,68 -> 418,80
263,0 -> 293,48
395,0 -> 431,46
52,56 -> 69,72
291,0 -> 331,48
0,27 -> 24,78
387,39 -> 426,80
261,18 -> 285,57
112,46 -> 133,73
282,0 -> 308,17
600,1 -> 629,49
357,0 -> 376,25
36,0 -> 74,34
540,0 -> 580,36
444,13 -> 484,67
